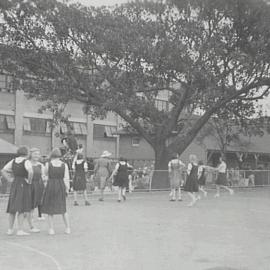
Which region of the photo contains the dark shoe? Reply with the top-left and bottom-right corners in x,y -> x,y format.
74,201 -> 79,206
117,199 -> 121,203
99,198 -> 104,202
85,201 -> 91,206
170,199 -> 176,202
178,198 -> 183,201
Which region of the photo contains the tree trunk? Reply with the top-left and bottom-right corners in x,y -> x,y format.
151,143 -> 171,190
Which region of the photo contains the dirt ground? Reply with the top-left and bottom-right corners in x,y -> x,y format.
0,188 -> 270,270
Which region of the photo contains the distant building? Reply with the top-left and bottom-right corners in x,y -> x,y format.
0,73 -> 120,160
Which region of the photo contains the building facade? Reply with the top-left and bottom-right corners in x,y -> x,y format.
0,74 -> 120,158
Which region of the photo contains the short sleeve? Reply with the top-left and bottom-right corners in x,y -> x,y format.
187,163 -> 192,175
2,160 -> 13,173
84,161 -> 88,171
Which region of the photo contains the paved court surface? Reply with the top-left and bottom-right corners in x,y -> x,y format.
0,188 -> 270,270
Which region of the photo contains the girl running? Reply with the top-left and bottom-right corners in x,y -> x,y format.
42,148 -> 71,235
184,154 -> 200,207
198,161 -> 208,198
112,157 -> 129,202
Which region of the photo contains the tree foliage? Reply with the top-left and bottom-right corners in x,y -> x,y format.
1,0 -> 270,169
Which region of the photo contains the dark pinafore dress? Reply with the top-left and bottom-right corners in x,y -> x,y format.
198,167 -> 206,186
31,164 -> 44,209
184,163 -> 199,193
7,159 -> 32,214
73,161 -> 86,191
113,162 -> 129,188
42,162 -> 67,215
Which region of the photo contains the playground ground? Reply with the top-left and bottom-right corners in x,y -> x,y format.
0,188 -> 270,270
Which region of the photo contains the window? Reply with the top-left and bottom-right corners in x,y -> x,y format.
6,116 -> 15,129
71,122 -> 87,135
132,137 -> 140,147
60,122 -> 68,134
93,124 -> 117,139
155,99 -> 169,112
0,74 -> 13,92
24,117 -> 51,134
0,115 -> 15,130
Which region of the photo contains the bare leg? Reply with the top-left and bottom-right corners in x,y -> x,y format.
187,192 -> 196,206
215,185 -> 220,197
26,212 -> 34,229
170,189 -> 176,201
73,191 -> 78,205
118,188 -> 122,202
8,213 -> 16,232
62,213 -> 71,234
122,187 -> 126,201
48,215 -> 55,235
178,187 -> 182,201
199,186 -> 207,197
220,185 -> 234,195
83,190 -> 90,205
17,213 -> 25,231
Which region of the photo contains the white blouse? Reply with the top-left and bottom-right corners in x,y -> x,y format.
217,161 -> 227,173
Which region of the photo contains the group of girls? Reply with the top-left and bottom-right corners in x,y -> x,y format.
168,153 -> 234,207
2,146 -> 71,236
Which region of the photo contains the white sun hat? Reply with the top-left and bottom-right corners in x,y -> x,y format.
101,150 -> 112,158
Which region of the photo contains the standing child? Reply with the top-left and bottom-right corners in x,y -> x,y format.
72,153 -> 90,206
2,146 -> 39,236
112,157 -> 129,202
29,148 -> 46,221
94,151 -> 112,201
168,153 -> 185,201
184,154 -> 200,207
214,156 -> 234,198
42,148 -> 71,235
198,161 -> 208,198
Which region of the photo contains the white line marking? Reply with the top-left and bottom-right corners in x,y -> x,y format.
6,241 -> 62,270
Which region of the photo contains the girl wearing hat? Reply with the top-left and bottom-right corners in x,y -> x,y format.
94,150 -> 112,201
168,153 -> 185,202
29,148 -> 46,221
72,153 -> 90,206
42,148 -> 71,235
2,146 -> 39,236
111,157 -> 129,202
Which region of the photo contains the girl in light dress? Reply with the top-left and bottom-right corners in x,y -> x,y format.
41,148 -> 71,235
168,153 -> 185,202
214,156 -> 234,198
2,146 -> 40,236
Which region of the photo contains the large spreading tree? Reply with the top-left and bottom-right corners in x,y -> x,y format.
1,0 -> 270,175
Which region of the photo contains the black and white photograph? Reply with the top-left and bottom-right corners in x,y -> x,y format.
0,0 -> 270,269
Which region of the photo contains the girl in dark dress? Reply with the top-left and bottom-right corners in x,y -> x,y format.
30,148 -> 45,221
198,161 -> 208,198
2,146 -> 39,236
72,153 -> 90,206
112,157 -> 129,202
42,148 -> 71,235
184,154 -> 200,207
